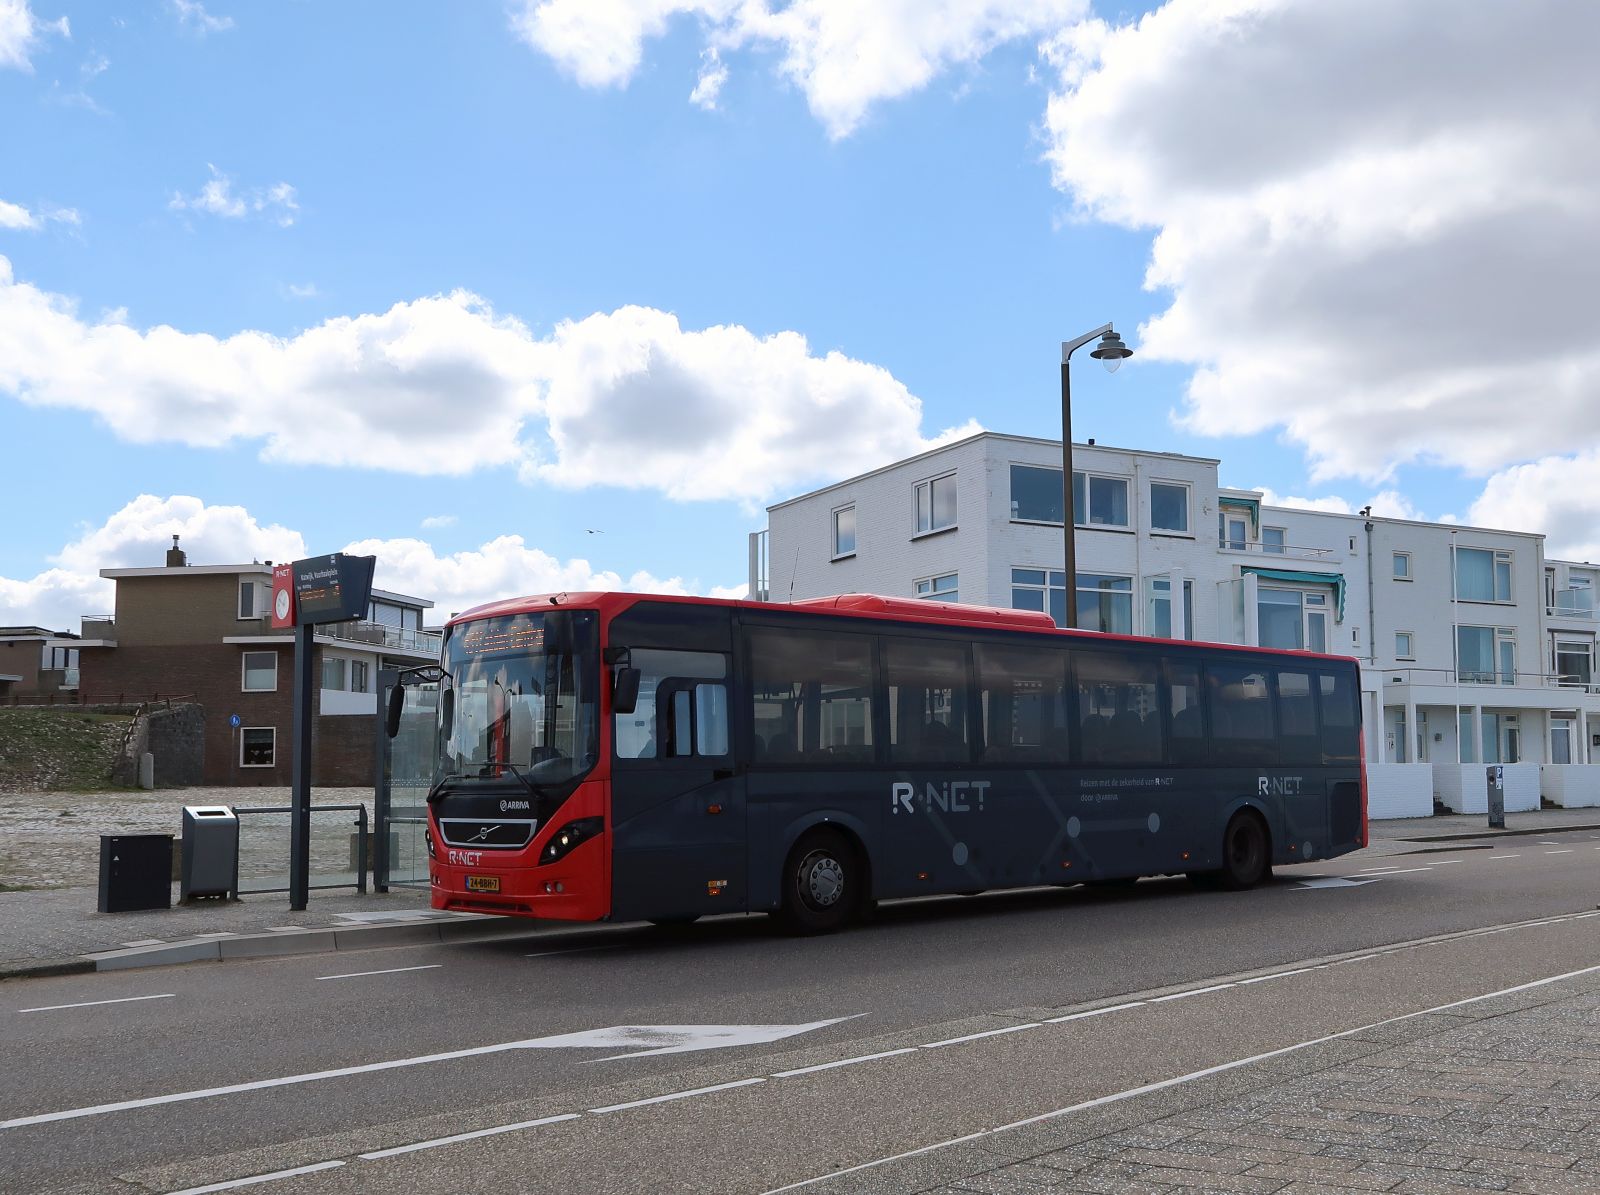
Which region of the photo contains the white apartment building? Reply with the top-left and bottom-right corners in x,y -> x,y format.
752,431 -> 1600,819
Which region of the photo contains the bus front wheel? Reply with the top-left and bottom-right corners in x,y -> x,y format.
777,830 -> 859,935
1216,811 -> 1271,890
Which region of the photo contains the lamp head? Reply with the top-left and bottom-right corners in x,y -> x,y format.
1089,330 -> 1133,374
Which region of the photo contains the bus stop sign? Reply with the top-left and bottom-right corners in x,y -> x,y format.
291,553 -> 377,625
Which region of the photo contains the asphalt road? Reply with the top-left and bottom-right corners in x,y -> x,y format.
2,828 -> 1598,1194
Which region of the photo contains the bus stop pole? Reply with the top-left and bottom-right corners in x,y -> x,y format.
289,620 -> 315,910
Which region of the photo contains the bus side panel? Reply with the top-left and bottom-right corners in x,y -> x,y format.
610,772 -> 748,921
747,771 -> 882,911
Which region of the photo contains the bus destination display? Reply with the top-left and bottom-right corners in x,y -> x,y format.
291,553 -> 376,625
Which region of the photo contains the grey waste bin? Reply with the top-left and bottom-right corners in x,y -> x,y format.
181,805 -> 239,900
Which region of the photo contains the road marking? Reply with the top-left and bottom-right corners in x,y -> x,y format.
772,1048 -> 918,1078
1488,854 -> 1520,860
316,964 -> 442,981
1360,866 -> 1433,875
589,1077 -> 766,1114
1545,849 -> 1574,855
1044,1001 -> 1145,1023
1235,967 -> 1315,984
760,961 -> 1600,1194
1424,859 -> 1463,865
921,1023 -> 1039,1048
167,1161 -> 345,1194
1150,983 -> 1235,1002
1354,866 -> 1406,873
1291,876 -> 1376,889
20,994 -> 174,1014
358,1114 -> 580,1159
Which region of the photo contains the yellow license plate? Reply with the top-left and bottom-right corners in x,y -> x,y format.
465,875 -> 500,893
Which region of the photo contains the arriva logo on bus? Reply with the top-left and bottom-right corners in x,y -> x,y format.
1258,775 -> 1304,796
891,780 -> 992,815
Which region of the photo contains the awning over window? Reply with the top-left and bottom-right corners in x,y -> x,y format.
1242,566 -> 1346,621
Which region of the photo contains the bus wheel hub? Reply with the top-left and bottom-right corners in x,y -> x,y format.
805,856 -> 844,907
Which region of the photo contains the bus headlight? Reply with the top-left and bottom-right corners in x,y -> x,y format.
425,827 -> 436,859
541,817 -> 603,865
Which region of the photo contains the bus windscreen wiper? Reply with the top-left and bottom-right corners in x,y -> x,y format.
426,771 -> 474,804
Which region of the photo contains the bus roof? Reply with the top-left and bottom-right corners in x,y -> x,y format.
447,591 -> 1361,665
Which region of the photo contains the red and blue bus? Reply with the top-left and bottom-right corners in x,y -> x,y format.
387,591 -> 1366,933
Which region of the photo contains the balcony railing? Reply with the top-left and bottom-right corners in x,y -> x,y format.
1547,594 -> 1597,619
1379,666 -> 1597,693
1216,538 -> 1334,560
238,615 -> 440,655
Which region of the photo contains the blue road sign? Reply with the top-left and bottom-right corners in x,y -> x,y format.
229,714 -> 241,728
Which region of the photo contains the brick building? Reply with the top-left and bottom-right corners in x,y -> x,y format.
0,626 -> 79,700
74,538 -> 438,785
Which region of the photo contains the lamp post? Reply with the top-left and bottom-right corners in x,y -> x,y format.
1060,324 -> 1133,627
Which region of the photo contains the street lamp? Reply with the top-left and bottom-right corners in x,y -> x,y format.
1061,324 -> 1133,627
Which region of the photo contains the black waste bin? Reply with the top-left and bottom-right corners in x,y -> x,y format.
98,834 -> 173,913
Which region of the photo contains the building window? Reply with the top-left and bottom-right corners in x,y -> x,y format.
1392,552 -> 1411,580
1009,464 -> 1062,523
1150,483 -> 1189,533
1455,547 -> 1512,602
831,505 -> 856,558
1555,639 -> 1593,690
320,656 -> 347,691
1075,472 -> 1130,529
914,573 -> 959,601
1010,568 -> 1131,634
1395,631 -> 1414,660
1457,625 -> 1515,685
240,727 -> 276,767
1012,568 -> 1065,624
1219,511 -> 1249,551
1262,527 -> 1287,555
242,651 -> 278,692
914,473 -> 957,534
1553,575 -> 1595,616
1147,577 -> 1174,638
1258,588 -> 1329,653
351,660 -> 370,694
238,579 -> 258,619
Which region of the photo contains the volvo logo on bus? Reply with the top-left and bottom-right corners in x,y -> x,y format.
500,799 -> 530,812
1258,776 -> 1304,796
891,780 -> 991,815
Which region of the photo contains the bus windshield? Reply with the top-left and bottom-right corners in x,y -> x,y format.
438,610 -> 599,789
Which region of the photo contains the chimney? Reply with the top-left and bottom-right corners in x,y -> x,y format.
166,534 -> 187,568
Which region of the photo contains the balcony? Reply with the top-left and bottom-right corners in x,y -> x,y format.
237,616 -> 440,656
1379,666 -> 1598,694
1547,593 -> 1596,619
1216,538 -> 1335,561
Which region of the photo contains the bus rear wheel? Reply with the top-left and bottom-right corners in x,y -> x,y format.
777,830 -> 859,935
1217,810 -> 1270,890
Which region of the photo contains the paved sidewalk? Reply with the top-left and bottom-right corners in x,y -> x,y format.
804,965 -> 1600,1194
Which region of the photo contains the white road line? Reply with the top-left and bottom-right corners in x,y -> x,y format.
166,1161 -> 345,1194
358,1114 -> 580,1159
1424,859 -> 1463,865
772,1048 -> 918,1078
19,994 -> 174,1014
589,1077 -> 766,1114
1354,866 -> 1406,873
1150,983 -> 1235,1003
1364,866 -> 1433,875
921,1023 -> 1040,1048
1545,849 -> 1574,855
316,965 -> 442,981
1488,854 -> 1521,860
760,961 -> 1600,1195
1044,1001 -> 1145,1024
1235,967 -> 1314,985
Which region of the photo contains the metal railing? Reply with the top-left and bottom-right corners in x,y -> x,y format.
1216,538 -> 1335,559
319,619 -> 440,655
1378,666 -> 1596,692
2,691 -> 194,707
234,804 -> 368,894
1547,595 -> 1597,619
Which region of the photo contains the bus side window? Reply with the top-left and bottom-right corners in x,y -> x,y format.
1318,672 -> 1359,764
1206,665 -> 1274,767
613,649 -> 728,760
1076,651 -> 1162,765
1165,660 -> 1206,766
748,629 -> 875,765
1275,670 -> 1319,765
975,643 -> 1069,764
656,680 -> 730,759
885,638 -> 971,765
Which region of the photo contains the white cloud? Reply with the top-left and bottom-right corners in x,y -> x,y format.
1468,454 -> 1600,560
0,0 -> 68,73
170,0 -> 232,35
689,46 -> 726,110
170,166 -> 298,227
0,199 -> 79,231
283,282 -> 319,300
513,0 -> 1085,138
1042,0 -> 1600,489
420,514 -> 457,529
1254,488 -> 1352,516
0,255 -> 972,503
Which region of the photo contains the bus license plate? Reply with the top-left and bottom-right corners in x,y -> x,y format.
465,875 -> 500,893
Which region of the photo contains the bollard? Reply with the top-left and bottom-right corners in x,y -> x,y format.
139,751 -> 155,790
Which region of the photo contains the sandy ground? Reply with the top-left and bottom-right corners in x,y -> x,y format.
0,786 -> 389,890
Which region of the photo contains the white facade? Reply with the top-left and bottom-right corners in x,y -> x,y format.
757,431 -> 1600,816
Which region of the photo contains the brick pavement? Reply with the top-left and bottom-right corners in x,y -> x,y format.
815,971 -> 1600,1195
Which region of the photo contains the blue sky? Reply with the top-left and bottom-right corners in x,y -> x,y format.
3,0 -> 1595,625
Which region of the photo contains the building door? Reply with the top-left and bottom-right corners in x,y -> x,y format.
1551,716 -> 1575,765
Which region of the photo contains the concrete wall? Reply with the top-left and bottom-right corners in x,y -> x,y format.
1541,764 -> 1600,808
1366,764 -> 1434,819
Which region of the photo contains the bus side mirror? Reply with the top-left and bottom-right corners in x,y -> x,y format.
613,667 -> 641,715
385,685 -> 405,739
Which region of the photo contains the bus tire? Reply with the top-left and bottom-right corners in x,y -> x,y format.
777,829 -> 859,935
1219,810 -> 1271,890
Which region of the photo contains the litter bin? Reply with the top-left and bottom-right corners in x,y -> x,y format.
181,805 -> 239,901
98,834 -> 173,913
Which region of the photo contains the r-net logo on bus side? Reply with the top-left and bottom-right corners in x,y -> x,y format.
891,780 -> 991,815
1258,776 -> 1304,796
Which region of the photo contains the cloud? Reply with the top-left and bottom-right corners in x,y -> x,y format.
170,166 -> 298,227
282,282 -> 319,300
689,46 -> 726,111
1042,0 -> 1600,490
1254,488 -> 1352,516
170,0 -> 232,35
513,0 -> 1085,138
0,0 -> 68,72
420,514 -> 457,529
1468,453 -> 1600,561
0,199 -> 80,231
0,255 -> 972,503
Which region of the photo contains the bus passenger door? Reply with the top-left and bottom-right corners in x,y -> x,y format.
609,651 -> 747,921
